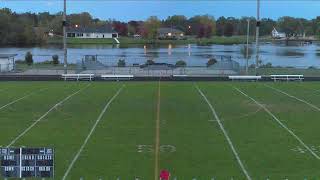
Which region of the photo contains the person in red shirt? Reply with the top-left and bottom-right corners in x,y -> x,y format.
159,169 -> 170,180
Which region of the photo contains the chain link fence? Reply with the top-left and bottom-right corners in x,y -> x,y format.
4,54 -> 320,77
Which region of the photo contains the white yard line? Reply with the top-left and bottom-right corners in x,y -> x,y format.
264,84 -> 320,112
195,85 -> 252,180
234,87 -> 320,160
0,88 -> 48,111
6,83 -> 91,148
62,85 -> 125,180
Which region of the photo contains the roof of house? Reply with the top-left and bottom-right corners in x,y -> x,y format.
158,28 -> 184,34
0,54 -> 17,58
67,26 -> 117,34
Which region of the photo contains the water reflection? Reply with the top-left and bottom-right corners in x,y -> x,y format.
276,49 -> 305,57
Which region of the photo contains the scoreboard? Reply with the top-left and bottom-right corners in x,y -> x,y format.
0,148 -> 54,178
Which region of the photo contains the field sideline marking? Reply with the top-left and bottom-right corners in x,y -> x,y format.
195,85 -> 252,180
154,80 -> 161,180
62,85 -> 125,180
264,84 -> 320,112
234,87 -> 320,160
6,83 -> 91,148
0,88 -> 48,111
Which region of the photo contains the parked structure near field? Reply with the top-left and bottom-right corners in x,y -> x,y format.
271,27 -> 286,39
158,28 -> 184,40
67,26 -> 118,39
0,54 -> 16,72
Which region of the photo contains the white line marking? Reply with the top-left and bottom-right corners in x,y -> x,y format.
234,87 -> 320,160
6,84 -> 91,147
195,85 -> 252,180
264,84 -> 320,112
0,88 -> 48,111
62,85 -> 125,180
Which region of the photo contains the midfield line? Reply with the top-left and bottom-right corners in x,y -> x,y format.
264,84 -> 320,112
62,85 -> 125,180
6,83 -> 91,147
234,86 -> 320,160
195,84 -> 252,180
154,80 -> 161,180
0,88 -> 48,111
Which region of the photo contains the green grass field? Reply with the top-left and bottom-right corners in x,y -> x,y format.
1,81 -> 320,179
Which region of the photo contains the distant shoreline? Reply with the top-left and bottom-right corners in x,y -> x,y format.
47,36 -> 257,45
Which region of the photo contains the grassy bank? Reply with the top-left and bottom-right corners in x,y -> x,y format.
47,36 -> 256,45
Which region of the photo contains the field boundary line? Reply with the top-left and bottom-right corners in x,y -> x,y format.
264,84 -> 320,112
234,86 -> 320,160
6,83 -> 91,147
154,80 -> 161,180
195,84 -> 252,180
0,88 -> 48,111
62,85 -> 125,180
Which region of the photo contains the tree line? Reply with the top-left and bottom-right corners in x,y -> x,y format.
0,8 -> 320,45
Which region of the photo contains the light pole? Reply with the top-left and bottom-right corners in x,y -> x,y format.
255,0 -> 260,75
246,19 -> 250,74
63,0 -> 67,74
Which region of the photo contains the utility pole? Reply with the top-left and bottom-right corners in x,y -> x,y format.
246,19 -> 250,74
63,0 -> 67,74
255,0 -> 260,75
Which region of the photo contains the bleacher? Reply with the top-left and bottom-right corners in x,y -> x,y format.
229,75 -> 262,81
270,75 -> 304,82
61,74 -> 94,81
100,74 -> 134,81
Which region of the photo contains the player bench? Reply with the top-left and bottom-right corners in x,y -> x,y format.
100,74 -> 134,81
270,75 -> 304,82
229,75 -> 262,81
173,75 -> 188,77
61,74 -> 94,81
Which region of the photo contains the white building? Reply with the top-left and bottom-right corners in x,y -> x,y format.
272,27 -> 286,39
0,54 -> 16,72
67,26 -> 118,39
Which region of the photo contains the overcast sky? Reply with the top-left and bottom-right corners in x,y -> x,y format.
1,0 -> 320,21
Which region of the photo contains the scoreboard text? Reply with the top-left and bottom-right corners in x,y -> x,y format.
0,148 -> 54,178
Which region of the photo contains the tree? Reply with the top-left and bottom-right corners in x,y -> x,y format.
189,15 -> 216,38
25,51 -> 33,65
68,12 -> 93,27
128,21 -> 141,36
113,21 -> 128,36
216,16 -> 227,36
144,16 -> 161,40
52,55 -> 59,65
206,58 -> 217,67
175,60 -> 187,67
224,21 -> 234,37
117,59 -> 126,67
164,15 -> 188,32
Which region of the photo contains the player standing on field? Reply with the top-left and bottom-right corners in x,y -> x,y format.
159,169 -> 170,180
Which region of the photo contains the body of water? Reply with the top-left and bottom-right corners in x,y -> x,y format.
0,43 -> 319,67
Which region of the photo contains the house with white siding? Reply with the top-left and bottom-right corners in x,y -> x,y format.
67,26 -> 118,39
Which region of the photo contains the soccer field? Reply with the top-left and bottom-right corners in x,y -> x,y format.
1,81 -> 320,179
